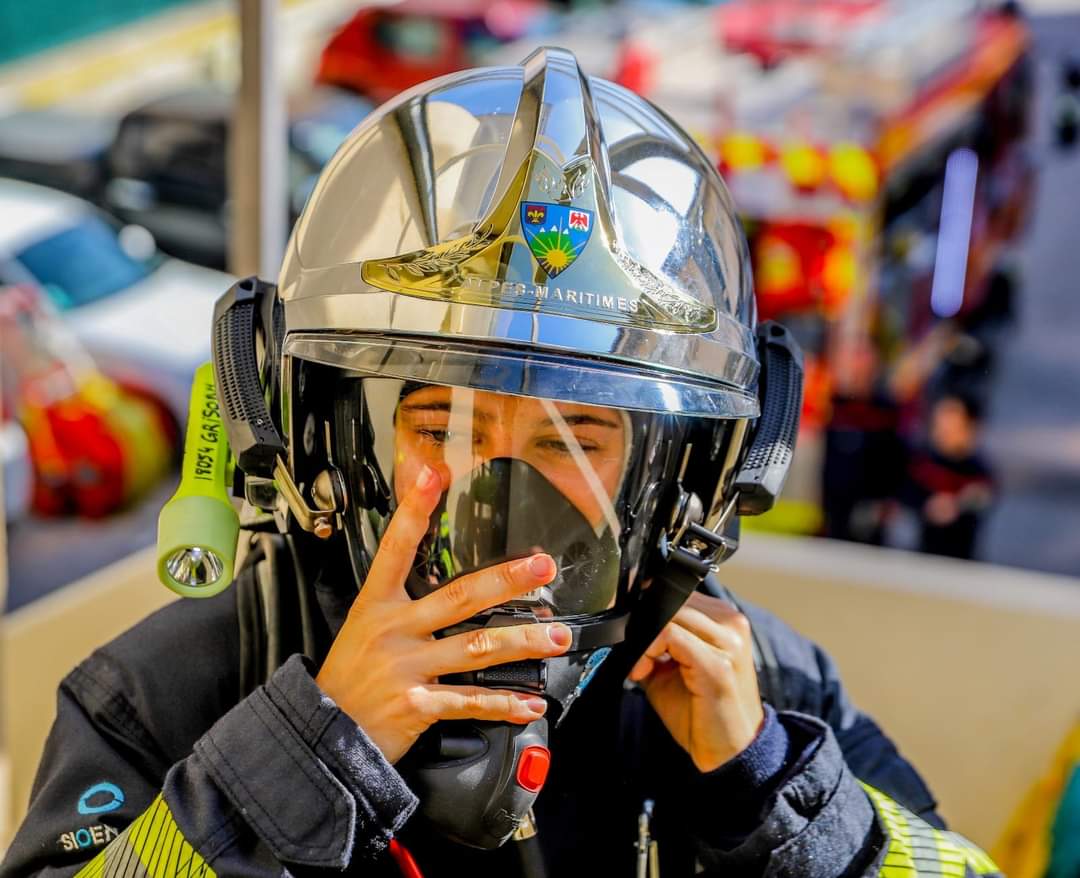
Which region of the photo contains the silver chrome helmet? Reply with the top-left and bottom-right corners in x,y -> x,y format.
279,47 -> 759,418
210,46 -> 802,850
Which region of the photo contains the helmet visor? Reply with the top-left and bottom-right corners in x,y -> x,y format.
287,333 -> 759,419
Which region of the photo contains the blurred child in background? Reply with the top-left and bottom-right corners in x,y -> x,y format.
901,392 -> 995,559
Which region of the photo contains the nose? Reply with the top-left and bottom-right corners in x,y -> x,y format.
476,423 -> 515,462
439,419 -> 517,485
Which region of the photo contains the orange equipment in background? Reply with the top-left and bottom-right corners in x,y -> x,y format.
0,284 -> 175,518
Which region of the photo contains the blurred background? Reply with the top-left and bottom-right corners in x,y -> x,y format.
1,0 -> 1079,872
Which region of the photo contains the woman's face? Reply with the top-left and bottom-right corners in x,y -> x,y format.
392,385 -> 628,530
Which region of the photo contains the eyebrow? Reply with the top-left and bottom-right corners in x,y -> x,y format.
538,414 -> 621,429
399,401 -> 620,430
398,401 -> 494,422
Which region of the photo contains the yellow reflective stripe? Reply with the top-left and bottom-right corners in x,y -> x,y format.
864,784 -> 919,876
906,812 -> 945,877
862,783 -> 1003,877
933,828 -> 969,877
942,830 -> 1000,875
75,795 -> 216,878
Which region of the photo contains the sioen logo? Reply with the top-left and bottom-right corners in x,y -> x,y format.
77,782 -> 125,815
59,823 -> 119,852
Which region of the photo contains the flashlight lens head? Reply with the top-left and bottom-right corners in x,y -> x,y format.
166,547 -> 225,588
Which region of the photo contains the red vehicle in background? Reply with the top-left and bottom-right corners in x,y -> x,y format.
0,284 -> 175,518
317,0 -> 552,102
718,0 -> 887,66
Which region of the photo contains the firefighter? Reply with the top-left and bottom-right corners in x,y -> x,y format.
3,49 -> 1002,877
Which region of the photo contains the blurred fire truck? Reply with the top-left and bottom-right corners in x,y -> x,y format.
618,0 -> 1035,533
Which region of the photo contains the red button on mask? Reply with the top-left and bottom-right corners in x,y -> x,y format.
516,745 -> 551,792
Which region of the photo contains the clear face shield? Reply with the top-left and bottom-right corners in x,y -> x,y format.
332,374 -> 670,632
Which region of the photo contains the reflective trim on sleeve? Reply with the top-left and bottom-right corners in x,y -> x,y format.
74,795 -> 216,878
861,783 -> 1002,878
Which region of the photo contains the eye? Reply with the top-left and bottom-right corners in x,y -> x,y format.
535,437 -> 598,454
417,428 -> 476,447
417,428 -> 451,444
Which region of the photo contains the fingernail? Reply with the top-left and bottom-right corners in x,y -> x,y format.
415,465 -> 436,491
514,693 -> 547,714
528,554 -> 554,578
548,623 -> 572,649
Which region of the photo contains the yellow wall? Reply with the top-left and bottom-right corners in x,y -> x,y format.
3,535 -> 1080,853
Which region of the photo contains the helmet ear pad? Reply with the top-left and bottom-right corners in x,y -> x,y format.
259,282 -> 287,438
212,277 -> 287,480
734,321 -> 805,517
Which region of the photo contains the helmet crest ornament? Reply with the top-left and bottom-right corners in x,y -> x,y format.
360,48 -> 717,332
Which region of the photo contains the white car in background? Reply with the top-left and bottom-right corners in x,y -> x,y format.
0,179 -> 232,422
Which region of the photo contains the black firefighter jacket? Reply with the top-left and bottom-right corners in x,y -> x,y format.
2,558 -> 1003,878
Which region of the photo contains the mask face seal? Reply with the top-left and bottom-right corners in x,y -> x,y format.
333,377 -> 654,618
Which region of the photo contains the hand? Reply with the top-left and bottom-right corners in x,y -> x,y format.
316,464 -> 572,764
628,592 -> 764,773
924,492 -> 960,525
958,482 -> 993,511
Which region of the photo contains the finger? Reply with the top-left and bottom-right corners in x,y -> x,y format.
423,621 -> 572,676
409,554 -> 557,632
640,598 -> 742,657
629,654 -> 655,682
665,622 -> 743,699
361,464 -> 444,602
663,623 -> 735,694
671,605 -> 747,658
422,685 -> 547,724
642,626 -> 671,661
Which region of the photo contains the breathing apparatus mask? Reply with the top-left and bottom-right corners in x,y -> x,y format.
157,47 -> 803,852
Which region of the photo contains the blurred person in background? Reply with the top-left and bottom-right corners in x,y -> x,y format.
902,392 -> 995,560
2,49 -> 1003,878
822,338 -> 905,545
